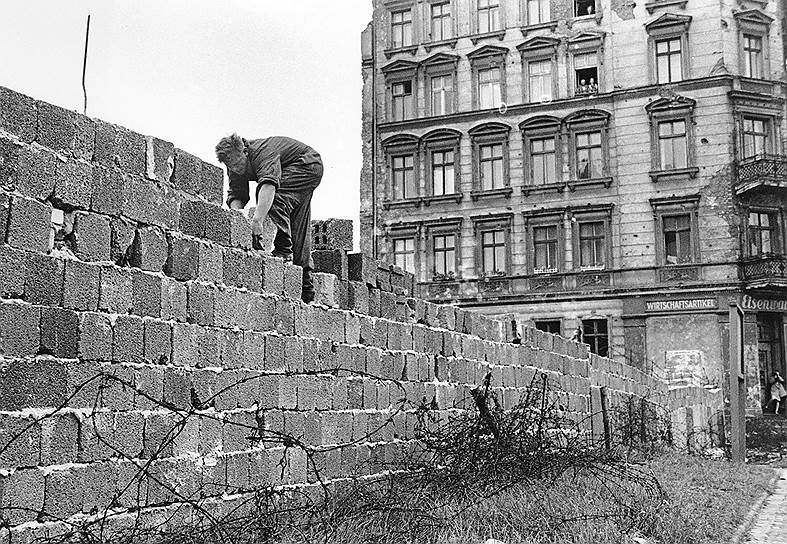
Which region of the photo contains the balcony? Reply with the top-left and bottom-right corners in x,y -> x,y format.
740,255 -> 787,289
736,154 -> 787,195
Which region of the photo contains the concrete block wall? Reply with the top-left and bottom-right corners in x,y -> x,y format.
0,86 -> 721,540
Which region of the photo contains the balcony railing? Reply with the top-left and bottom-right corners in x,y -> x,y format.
736,154 -> 787,195
740,255 -> 787,284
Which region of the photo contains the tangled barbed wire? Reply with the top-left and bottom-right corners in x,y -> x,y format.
0,363 -> 673,544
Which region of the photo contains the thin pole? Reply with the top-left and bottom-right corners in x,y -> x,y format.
82,15 -> 91,115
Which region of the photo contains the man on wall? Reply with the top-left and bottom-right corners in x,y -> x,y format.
216,133 -> 323,303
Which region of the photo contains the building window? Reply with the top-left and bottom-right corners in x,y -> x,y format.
743,34 -> 763,79
481,229 -> 506,275
432,233 -> 456,278
533,225 -> 559,272
575,0 -> 596,16
662,214 -> 692,264
534,319 -> 561,335
530,137 -> 557,185
656,37 -> 682,84
658,120 -> 688,170
528,59 -> 553,102
430,2 -> 452,41
479,143 -> 504,190
391,9 -> 413,48
574,52 -> 599,95
431,150 -> 455,196
430,74 -> 454,116
393,238 -> 416,273
478,0 -> 501,33
478,67 -> 502,109
391,81 -> 413,121
742,117 -> 770,158
576,131 -> 603,179
748,211 -> 778,257
582,318 -> 608,356
527,0 -> 550,25
391,155 -> 415,200
578,221 -> 606,268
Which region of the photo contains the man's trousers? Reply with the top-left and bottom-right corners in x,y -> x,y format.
256,159 -> 323,302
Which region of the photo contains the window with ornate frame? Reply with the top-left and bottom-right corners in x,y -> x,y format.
645,13 -> 691,85
421,53 -> 459,116
517,37 -> 559,103
570,204 -> 613,271
472,214 -> 512,277
565,109 -> 612,188
469,122 -> 512,199
382,134 -> 420,206
425,218 -> 462,281
734,9 -> 773,80
468,45 -> 508,109
421,128 -> 462,202
747,208 -> 782,257
568,33 -> 604,97
382,60 -> 418,122
520,116 -> 562,191
645,95 -> 698,182
742,115 -> 772,158
650,195 -> 700,267
523,209 -> 565,274
730,90 -> 783,164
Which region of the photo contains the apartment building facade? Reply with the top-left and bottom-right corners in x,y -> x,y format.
359,0 -> 787,411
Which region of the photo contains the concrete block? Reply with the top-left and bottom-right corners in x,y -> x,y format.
261,255 -> 284,294
313,249 -> 348,279
62,259 -> 100,311
283,262 -> 303,300
122,174 -> 178,229
187,281 -> 214,326
43,466 -> 85,520
347,252 -> 376,285
171,322 -> 199,367
0,468 -> 45,524
223,249 -> 262,291
145,135 -> 174,183
144,318 -> 172,365
163,367 -> 193,411
98,265 -> 132,313
311,218 -> 353,250
131,269 -> 162,318
77,312 -> 112,361
15,143 -> 57,200
135,226 -> 168,272
379,290 -> 397,319
196,241 -> 223,284
113,314 -> 145,363
73,211 -> 111,261
24,254 -> 64,306
94,120 -> 146,175
161,276 -> 187,322
368,287 -> 380,317
229,209 -> 252,249
90,165 -> 125,216
0,86 -> 37,142
36,101 -> 94,160
172,148 -> 202,195
313,272 -> 339,307
166,234 -> 199,281
40,306 -> 79,358
0,357 -> 68,411
0,414 -> 40,469
110,216 -> 136,265
0,245 -> 25,299
0,301 -> 40,357
200,162 -> 224,206
7,195 -> 50,253
40,412 -> 79,465
53,158 -> 93,209
178,199 -> 207,238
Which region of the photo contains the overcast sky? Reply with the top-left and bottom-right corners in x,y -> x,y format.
0,1 -> 372,225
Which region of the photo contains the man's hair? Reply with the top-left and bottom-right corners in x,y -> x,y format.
215,133 -> 245,163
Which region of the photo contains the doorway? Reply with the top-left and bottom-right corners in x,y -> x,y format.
757,313 -> 785,413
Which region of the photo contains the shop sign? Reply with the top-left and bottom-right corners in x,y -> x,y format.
644,298 -> 718,312
740,295 -> 787,312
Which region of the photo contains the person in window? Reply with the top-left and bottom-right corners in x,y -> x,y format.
770,371 -> 787,415
216,133 -> 323,303
588,77 -> 598,93
578,156 -> 590,179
